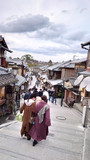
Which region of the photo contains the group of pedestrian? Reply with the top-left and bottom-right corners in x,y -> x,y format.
48,88 -> 57,105
20,90 -> 51,146
24,87 -> 44,100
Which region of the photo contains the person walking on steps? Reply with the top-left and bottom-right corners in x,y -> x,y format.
28,95 -> 51,146
43,88 -> 49,101
20,93 -> 36,140
52,89 -> 57,104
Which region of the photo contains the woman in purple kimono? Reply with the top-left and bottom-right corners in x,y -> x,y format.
28,95 -> 51,146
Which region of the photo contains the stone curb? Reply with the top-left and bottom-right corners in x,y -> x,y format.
0,120 -> 17,129
82,128 -> 86,160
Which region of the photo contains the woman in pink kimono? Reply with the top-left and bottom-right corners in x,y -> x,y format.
28,95 -> 51,146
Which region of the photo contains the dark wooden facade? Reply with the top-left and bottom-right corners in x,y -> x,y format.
0,36 -> 12,68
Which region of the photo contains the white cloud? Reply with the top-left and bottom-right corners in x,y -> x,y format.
7,49 -> 87,63
0,0 -> 90,62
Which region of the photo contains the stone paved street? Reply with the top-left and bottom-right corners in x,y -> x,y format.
0,99 -> 84,160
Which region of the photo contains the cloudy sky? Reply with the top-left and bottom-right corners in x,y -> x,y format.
0,0 -> 90,62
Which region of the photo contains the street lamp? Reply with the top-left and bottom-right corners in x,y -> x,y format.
12,64 -> 18,114
12,67 -> 18,77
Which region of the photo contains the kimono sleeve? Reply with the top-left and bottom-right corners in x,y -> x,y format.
20,103 -> 25,113
45,108 -> 51,126
31,102 -> 36,113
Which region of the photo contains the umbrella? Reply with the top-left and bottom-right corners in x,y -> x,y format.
80,76 -> 90,91
74,75 -> 83,86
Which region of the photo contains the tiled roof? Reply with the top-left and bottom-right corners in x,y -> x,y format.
40,65 -> 49,71
0,44 -> 12,53
0,35 -> 8,48
0,73 -> 16,87
15,75 -> 26,87
6,57 -> 29,69
0,70 -> 8,75
79,70 -> 90,76
0,67 -> 9,76
0,67 -> 17,87
0,67 -> 8,73
6,58 -> 22,65
63,63 -> 75,69
48,63 -> 61,70
0,36 -> 12,53
71,58 -> 87,64
69,77 -> 77,86
60,60 -> 73,68
48,60 -> 74,71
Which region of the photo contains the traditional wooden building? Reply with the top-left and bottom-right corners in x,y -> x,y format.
47,63 -> 61,80
71,58 -> 87,73
6,58 -> 29,77
46,60 -> 75,97
76,42 -> 90,106
60,60 -> 75,80
0,67 -> 17,116
64,77 -> 81,107
6,58 -> 30,94
64,58 -> 87,107
0,36 -> 12,68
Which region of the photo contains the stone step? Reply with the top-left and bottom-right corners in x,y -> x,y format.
73,103 -> 83,113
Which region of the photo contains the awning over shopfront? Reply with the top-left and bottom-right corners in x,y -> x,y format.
79,71 -> 90,76
80,76 -> 90,91
15,75 -> 26,87
74,75 -> 83,86
46,79 -> 63,86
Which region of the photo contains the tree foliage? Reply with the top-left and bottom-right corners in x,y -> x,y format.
48,60 -> 52,66
21,54 -> 33,63
9,56 -> 12,59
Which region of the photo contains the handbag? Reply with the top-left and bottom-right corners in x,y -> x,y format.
17,113 -> 23,122
29,116 -> 35,124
